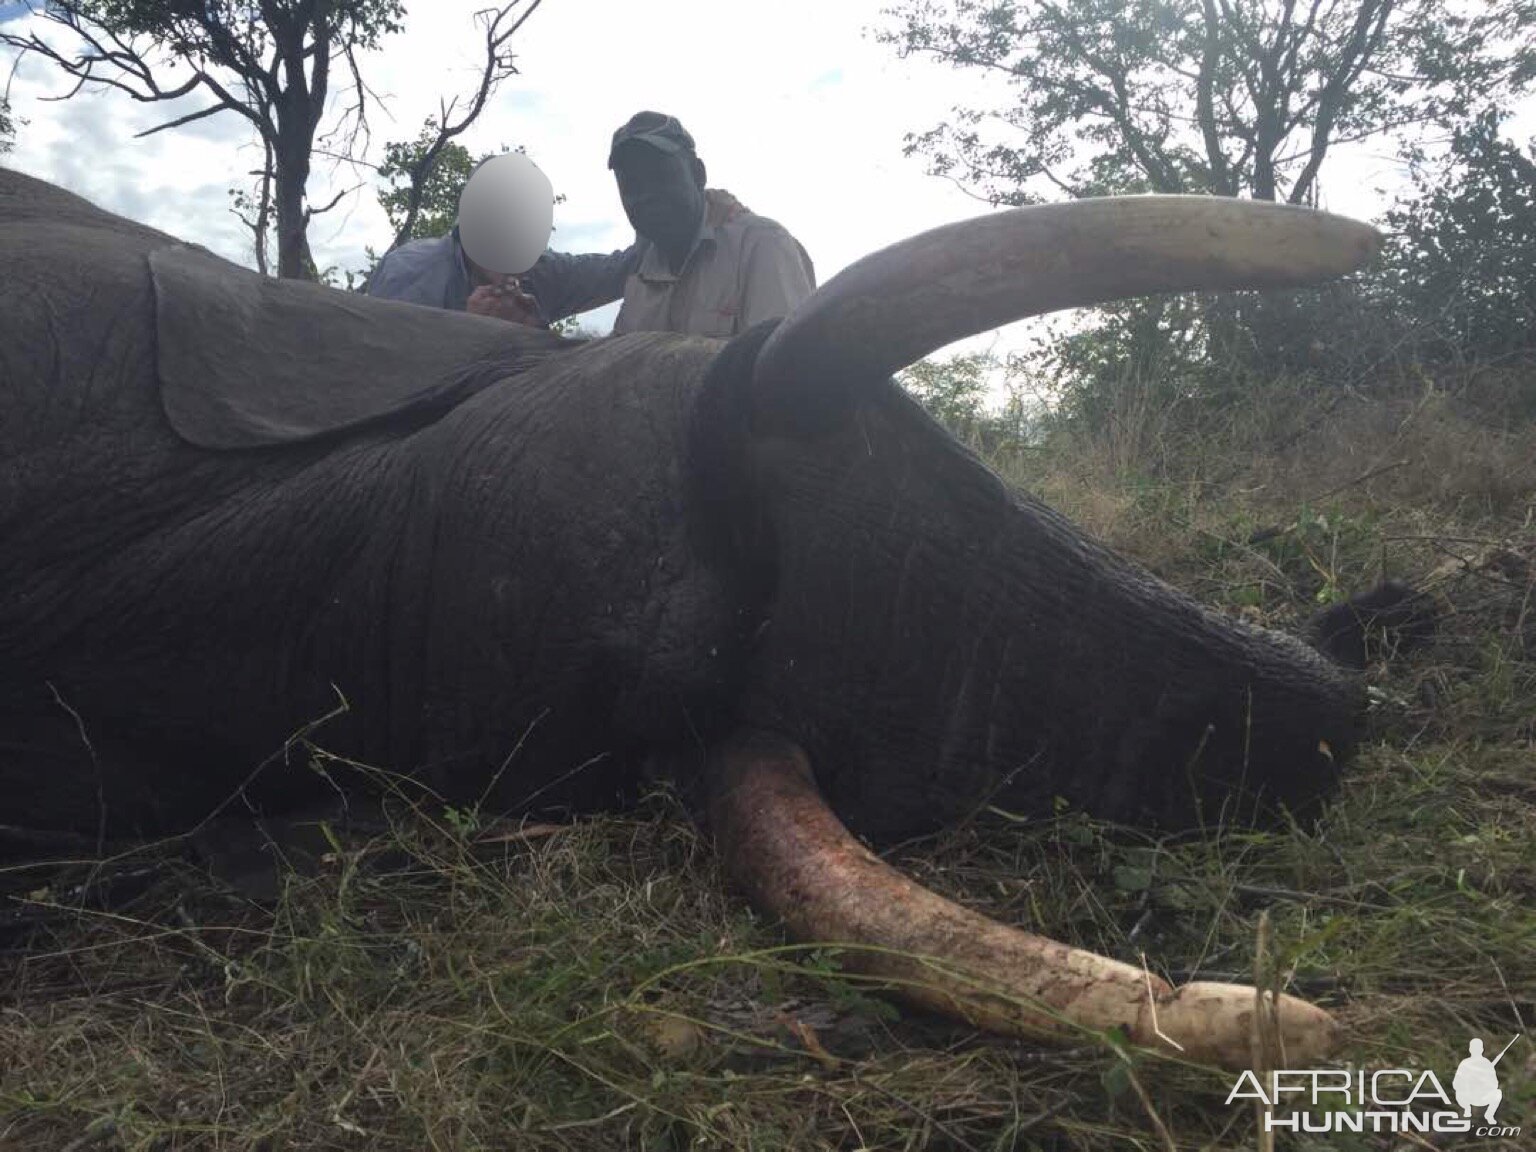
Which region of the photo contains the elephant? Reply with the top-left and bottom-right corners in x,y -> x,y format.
1,168 -> 1391,1067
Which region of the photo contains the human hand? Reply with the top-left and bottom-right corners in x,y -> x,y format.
466,278 -> 544,326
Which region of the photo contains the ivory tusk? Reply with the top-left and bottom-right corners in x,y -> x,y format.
707,729 -> 1341,1072
751,196 -> 1380,436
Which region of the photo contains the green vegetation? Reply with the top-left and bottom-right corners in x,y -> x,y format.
337,135 -> 496,290
378,134 -> 491,246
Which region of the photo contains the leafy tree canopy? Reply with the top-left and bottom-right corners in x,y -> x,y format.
1382,109 -> 1536,361
378,128 -> 489,244
881,0 -> 1536,203
67,1 -> 405,60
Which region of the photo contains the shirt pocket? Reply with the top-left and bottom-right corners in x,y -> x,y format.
680,253 -> 742,337
689,288 -> 741,338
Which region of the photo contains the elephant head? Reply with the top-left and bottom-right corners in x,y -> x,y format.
0,169 -> 1381,1067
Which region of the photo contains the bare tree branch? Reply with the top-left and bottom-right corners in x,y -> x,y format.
133,99 -> 230,138
230,140 -> 275,276
305,183 -> 358,218
388,1 -> 543,250
1197,0 -> 1235,195
1290,0 -> 1397,203
3,2 -> 486,279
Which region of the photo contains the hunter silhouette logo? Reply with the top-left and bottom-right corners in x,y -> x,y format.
1455,1036 -> 1517,1124
1226,1033 -> 1525,1137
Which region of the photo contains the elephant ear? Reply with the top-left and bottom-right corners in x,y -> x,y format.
150,244 -> 550,449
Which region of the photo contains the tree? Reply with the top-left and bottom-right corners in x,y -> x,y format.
339,131 -> 487,288
1383,110 -> 1536,363
372,0 -> 548,257
901,352 -> 995,432
3,1 -> 545,278
377,128 -> 487,244
1,46 -> 20,155
900,352 -> 1042,455
880,0 -> 1536,204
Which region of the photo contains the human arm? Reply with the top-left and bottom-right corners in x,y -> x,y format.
520,245 -> 640,323
361,236 -> 460,309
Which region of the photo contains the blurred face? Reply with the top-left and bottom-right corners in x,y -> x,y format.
612,144 -> 704,255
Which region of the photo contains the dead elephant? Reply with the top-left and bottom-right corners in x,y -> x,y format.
1,169 -> 1391,1068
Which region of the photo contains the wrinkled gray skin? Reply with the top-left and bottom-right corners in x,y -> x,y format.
0,170 -> 1362,847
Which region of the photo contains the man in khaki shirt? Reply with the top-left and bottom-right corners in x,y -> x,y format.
604,111 -> 816,337
458,112 -> 815,337
457,112 -> 817,336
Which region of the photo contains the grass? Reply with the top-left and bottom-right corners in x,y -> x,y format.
3,377 -> 1534,1151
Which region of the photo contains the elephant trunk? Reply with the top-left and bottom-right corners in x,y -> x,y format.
982,493 -> 1362,830
741,392 -> 1362,839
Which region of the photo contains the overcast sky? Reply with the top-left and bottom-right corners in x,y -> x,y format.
2,0 -> 1532,356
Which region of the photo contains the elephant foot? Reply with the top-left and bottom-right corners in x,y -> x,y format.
706,729 -> 1341,1072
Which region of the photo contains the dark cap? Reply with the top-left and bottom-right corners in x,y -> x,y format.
608,111 -> 696,168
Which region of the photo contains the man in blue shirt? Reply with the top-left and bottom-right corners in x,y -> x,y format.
364,215 -> 637,328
